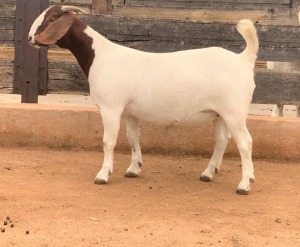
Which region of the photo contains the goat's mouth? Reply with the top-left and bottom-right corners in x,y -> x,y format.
28,35 -> 46,49
29,42 -> 41,49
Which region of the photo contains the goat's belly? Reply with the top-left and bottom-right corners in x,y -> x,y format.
175,111 -> 219,127
124,108 -> 219,127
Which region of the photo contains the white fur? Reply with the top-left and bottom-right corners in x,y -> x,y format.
28,8 -> 50,45
29,11 -> 259,193
84,20 -> 258,193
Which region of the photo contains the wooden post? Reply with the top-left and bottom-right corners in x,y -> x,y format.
92,0 -> 112,15
13,0 -> 49,103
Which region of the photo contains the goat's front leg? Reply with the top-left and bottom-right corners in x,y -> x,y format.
125,116 -> 143,177
94,108 -> 122,184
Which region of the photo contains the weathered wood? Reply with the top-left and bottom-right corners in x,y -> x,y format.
112,7 -> 300,26
0,1 -> 15,46
1,46 -> 269,69
92,0 -> 112,14
0,59 -> 14,94
50,0 -> 92,13
112,0 -> 124,6
0,18 -> 14,30
47,60 -> 88,94
254,69 -> 300,105
125,0 -> 291,10
82,15 -> 300,61
0,30 -> 14,44
51,0 -> 92,4
1,57 -> 299,104
13,0 -> 49,103
25,59 -> 299,105
0,2 -> 15,18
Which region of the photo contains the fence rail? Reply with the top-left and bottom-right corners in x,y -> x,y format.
0,0 -> 299,105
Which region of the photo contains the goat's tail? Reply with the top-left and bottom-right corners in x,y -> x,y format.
237,19 -> 259,67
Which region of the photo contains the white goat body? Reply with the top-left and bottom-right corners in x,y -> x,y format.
29,6 -> 259,194
89,34 -> 254,126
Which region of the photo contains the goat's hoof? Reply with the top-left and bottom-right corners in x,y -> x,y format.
249,178 -> 255,183
125,171 -> 139,178
200,175 -> 212,182
215,168 -> 219,174
236,189 -> 249,195
94,177 -> 108,184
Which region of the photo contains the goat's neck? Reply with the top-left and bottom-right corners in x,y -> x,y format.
56,18 -> 96,78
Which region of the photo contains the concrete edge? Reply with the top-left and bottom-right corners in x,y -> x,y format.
0,103 -> 299,161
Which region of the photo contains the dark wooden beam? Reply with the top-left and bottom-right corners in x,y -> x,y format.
125,0 -> 291,10
82,15 -> 300,62
13,0 -> 49,103
254,69 -> 300,105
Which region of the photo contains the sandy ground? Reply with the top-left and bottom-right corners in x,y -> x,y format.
0,147 -> 299,247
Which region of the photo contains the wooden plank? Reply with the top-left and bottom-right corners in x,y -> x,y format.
82,15 -> 300,61
47,60 -> 88,94
0,0 -> 16,45
125,0 -> 291,10
253,69 -> 300,104
0,30 -> 14,43
0,17 -> 14,30
0,3 -> 15,18
112,7 -> 300,26
0,1 -> 15,46
92,0 -> 112,14
0,46 -> 78,61
112,0 -> 124,6
0,46 -> 269,69
37,60 -> 300,105
51,0 -> 92,4
50,0 -> 92,13
1,57 -> 298,105
0,59 -> 13,94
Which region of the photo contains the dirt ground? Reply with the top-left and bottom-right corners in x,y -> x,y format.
0,147 -> 299,247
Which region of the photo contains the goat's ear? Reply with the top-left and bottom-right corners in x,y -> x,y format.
35,14 -> 73,45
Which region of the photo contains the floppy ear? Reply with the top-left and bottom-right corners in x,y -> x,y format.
35,14 -> 73,45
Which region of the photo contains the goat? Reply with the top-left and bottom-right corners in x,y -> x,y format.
29,5 -> 259,195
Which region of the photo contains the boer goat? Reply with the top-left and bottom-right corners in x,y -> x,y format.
29,5 -> 259,194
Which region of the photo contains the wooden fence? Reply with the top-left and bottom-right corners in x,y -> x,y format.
0,0 -> 299,104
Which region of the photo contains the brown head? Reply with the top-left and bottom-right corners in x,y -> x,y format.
28,6 -> 95,78
28,5 -> 87,47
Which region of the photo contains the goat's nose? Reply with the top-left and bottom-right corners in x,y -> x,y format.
28,36 -> 32,42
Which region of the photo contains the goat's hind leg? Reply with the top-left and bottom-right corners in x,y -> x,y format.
223,117 -> 254,195
200,118 -> 230,182
125,116 -> 143,177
